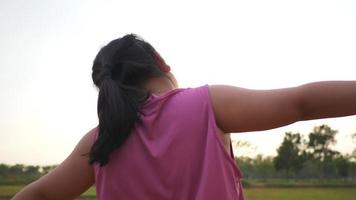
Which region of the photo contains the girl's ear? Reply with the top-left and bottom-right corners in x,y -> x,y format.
154,52 -> 170,73
161,64 -> 171,73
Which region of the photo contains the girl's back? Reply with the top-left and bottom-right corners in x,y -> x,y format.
93,85 -> 243,200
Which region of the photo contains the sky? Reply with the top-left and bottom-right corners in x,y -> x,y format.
0,0 -> 355,165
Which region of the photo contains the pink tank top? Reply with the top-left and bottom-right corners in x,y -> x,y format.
92,85 -> 244,200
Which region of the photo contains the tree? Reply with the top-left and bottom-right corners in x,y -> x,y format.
274,132 -> 305,176
9,164 -> 25,175
297,160 -> 321,178
306,125 -> 341,178
24,165 -> 40,176
0,164 -> 10,177
235,156 -> 255,179
333,156 -> 350,179
307,125 -> 339,161
254,155 -> 275,180
352,133 -> 356,159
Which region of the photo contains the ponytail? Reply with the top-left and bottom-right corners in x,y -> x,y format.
89,78 -> 143,166
89,34 -> 165,166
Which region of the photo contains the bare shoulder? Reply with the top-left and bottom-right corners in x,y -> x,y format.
208,84 -> 302,133
71,126 -> 98,154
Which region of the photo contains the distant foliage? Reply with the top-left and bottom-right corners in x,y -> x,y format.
273,132 -> 305,176
307,125 -> 339,162
238,125 -> 356,180
0,164 -> 57,185
237,155 -> 278,179
352,133 -> 356,159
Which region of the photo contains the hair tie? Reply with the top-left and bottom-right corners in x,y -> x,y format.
101,64 -> 114,80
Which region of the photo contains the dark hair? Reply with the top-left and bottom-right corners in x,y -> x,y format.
89,34 -> 167,166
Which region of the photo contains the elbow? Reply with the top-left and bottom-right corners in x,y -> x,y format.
297,102 -> 310,121
295,89 -> 319,121
294,86 -> 310,121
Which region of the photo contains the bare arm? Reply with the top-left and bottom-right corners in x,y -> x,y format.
209,81 -> 356,133
11,128 -> 96,200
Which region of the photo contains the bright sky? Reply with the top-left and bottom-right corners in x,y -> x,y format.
0,0 -> 355,165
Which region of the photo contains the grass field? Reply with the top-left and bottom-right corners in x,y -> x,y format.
1,186 -> 356,200
0,186 -> 96,199
244,188 -> 356,200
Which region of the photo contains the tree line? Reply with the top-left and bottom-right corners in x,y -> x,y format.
0,164 -> 56,185
237,125 -> 356,179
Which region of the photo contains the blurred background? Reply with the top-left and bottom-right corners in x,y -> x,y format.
0,0 -> 355,199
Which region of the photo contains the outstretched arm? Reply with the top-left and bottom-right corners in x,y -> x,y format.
11,129 -> 96,200
209,81 -> 356,133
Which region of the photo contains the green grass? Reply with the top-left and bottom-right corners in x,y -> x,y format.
81,187 -> 96,196
244,188 -> 356,200
1,186 -> 356,200
0,185 -> 22,196
0,186 -> 96,199
243,178 -> 356,188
